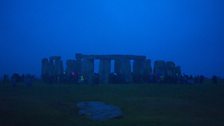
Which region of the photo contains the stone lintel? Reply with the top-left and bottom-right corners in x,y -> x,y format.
76,53 -> 146,60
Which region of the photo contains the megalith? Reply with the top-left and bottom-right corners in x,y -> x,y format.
81,58 -> 94,84
99,59 -> 111,84
154,60 -> 166,77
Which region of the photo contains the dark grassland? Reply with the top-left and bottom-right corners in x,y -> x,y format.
0,82 -> 224,126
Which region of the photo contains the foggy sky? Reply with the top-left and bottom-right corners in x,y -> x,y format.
0,0 -> 224,77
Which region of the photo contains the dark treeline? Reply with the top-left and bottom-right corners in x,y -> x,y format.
1,73 -> 35,86
0,73 -> 222,86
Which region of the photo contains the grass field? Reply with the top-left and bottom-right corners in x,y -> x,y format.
0,82 -> 224,126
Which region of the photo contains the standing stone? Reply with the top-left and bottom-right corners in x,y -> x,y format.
143,59 -> 152,82
44,56 -> 64,83
175,66 -> 182,77
66,59 -> 76,75
81,58 -> 94,84
49,56 -> 64,76
76,53 -> 82,74
41,58 -> 50,79
153,60 -> 166,77
115,58 -> 132,83
48,57 -> 54,77
123,58 -> 132,83
114,59 -> 121,75
143,59 -> 152,76
166,61 -> 176,77
55,58 -> 64,76
133,59 -> 145,83
99,59 -> 111,84
133,59 -> 145,76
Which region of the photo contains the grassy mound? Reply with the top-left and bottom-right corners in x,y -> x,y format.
0,83 -> 224,126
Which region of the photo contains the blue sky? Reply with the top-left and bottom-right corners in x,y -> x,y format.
0,0 -> 224,77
